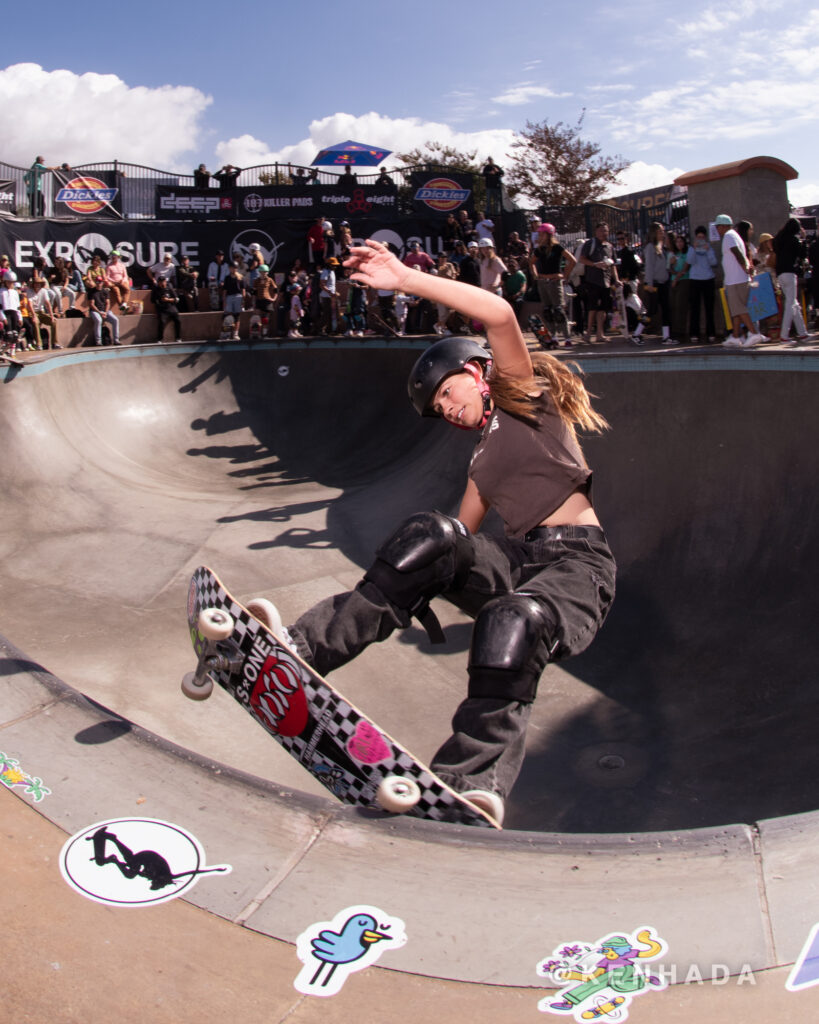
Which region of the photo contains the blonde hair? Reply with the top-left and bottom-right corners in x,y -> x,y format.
486,352 -> 609,437
648,221 -> 665,256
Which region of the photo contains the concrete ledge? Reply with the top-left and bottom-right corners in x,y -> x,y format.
1,634 -> 806,985
54,310 -> 259,348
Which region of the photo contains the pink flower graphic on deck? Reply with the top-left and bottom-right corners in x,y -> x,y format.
347,721 -> 391,765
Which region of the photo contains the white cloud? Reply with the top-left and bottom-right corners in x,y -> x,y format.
678,0 -> 785,37
586,83 -> 635,94
595,0 -> 816,158
606,160 -> 686,197
0,63 -> 211,170
788,181 -> 819,208
215,111 -> 518,174
491,83 -> 571,106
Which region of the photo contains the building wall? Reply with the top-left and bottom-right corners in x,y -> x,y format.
686,168 -> 791,241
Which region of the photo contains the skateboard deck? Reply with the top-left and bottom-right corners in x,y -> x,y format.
184,566 -> 500,828
369,310 -> 401,338
0,352 -> 25,367
528,313 -> 557,350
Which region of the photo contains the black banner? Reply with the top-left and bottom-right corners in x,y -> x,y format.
156,183 -> 398,222
0,218 -> 451,288
52,168 -> 122,220
409,171 -> 474,218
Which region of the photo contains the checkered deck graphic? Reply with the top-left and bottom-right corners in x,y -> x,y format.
187,567 -> 497,828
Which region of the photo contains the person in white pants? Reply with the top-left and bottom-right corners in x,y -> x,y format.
772,218 -> 809,346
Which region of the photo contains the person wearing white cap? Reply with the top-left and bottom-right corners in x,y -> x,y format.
478,238 -> 507,296
714,214 -> 763,348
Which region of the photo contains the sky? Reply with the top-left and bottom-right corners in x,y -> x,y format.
3,0 -> 818,207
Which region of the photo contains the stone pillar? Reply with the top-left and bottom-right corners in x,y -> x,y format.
674,157 -> 798,336
675,156 -> 797,244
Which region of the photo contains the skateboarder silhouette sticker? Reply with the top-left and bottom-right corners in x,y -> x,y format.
60,818 -> 232,906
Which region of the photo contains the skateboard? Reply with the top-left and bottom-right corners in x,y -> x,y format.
208,281 -> 221,311
369,310 -> 402,338
249,312 -> 262,340
581,996 -> 626,1020
183,566 -> 501,828
219,314 -> 239,341
0,351 -> 25,367
528,313 -> 558,350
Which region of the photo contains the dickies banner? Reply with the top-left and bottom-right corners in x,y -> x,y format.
52,169 -> 122,220
155,184 -> 399,222
409,171 -> 474,217
0,217 -> 450,287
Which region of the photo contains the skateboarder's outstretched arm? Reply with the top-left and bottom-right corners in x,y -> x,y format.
345,240 -> 532,382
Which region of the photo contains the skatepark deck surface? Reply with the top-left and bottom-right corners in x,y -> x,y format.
2,338 -> 818,1022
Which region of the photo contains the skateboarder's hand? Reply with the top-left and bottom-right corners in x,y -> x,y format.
345,240 -> 409,292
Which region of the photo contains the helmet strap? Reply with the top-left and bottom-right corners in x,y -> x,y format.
462,360 -> 493,428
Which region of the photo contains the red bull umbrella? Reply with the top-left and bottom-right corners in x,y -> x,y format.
311,140 -> 391,167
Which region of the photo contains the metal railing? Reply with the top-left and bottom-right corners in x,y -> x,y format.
1,157 -> 685,242
1,159 -> 493,219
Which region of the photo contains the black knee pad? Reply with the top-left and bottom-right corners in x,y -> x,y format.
364,511 -> 474,641
468,594 -> 554,703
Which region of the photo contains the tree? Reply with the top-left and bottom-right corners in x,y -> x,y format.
505,112 -> 629,207
394,141 -> 481,173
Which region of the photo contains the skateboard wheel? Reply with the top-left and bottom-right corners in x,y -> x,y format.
376,776 -> 421,812
181,671 -> 213,701
198,607 -> 234,641
246,598 -> 283,635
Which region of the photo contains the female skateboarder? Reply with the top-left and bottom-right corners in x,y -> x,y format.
280,240 -> 616,825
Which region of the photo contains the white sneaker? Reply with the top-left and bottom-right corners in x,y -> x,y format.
662,337 -> 679,346
742,334 -> 761,348
461,789 -> 505,826
722,337 -> 742,348
246,599 -> 299,656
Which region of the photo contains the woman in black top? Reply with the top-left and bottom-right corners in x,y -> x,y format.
278,242 -> 615,824
772,218 -> 809,345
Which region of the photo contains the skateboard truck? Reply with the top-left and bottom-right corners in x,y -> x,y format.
182,608 -> 244,701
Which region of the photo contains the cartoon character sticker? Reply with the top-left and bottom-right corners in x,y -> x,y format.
294,904 -> 407,997
537,926 -> 668,1021
0,751 -> 51,802
60,818 -> 231,907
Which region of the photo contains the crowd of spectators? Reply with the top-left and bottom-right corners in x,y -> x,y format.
3,203 -> 818,355
190,163 -> 398,189
495,212 -> 819,349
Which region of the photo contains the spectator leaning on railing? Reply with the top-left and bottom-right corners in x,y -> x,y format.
24,156 -> 56,216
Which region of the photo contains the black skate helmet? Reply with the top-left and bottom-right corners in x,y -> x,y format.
407,337 -> 492,417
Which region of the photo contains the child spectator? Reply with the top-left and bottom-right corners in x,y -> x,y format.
288,283 -> 304,337
344,279 -> 368,336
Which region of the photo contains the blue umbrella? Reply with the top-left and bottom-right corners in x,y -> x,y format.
311,140 -> 392,167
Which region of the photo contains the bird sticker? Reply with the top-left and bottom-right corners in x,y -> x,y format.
294,904 -> 407,997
